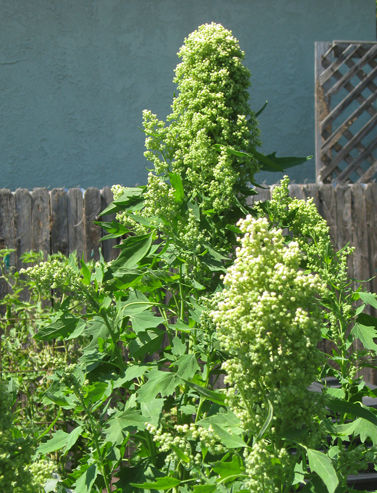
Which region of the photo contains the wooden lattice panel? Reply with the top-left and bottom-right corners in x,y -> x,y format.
315,41 -> 377,184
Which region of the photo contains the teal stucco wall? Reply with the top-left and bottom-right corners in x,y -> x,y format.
1,0 -> 376,190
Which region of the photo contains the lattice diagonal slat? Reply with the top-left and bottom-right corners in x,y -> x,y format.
315,41 -> 377,184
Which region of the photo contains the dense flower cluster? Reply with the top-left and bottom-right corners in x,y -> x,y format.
114,23 -> 260,251
262,176 -> 354,344
145,421 -> 225,468
211,216 -> 325,491
20,254 -> 85,299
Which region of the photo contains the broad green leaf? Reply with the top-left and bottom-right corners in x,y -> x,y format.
67,320 -> 87,340
113,365 -> 150,388
37,426 -> 83,455
99,186 -> 145,216
141,398 -> 164,426
211,423 -> 247,449
351,322 -> 377,351
105,408 -> 146,444
306,448 -> 338,493
131,476 -> 182,489
336,417 -> 377,446
74,464 -> 98,493
129,329 -> 165,360
137,370 -> 180,402
326,396 -> 377,426
171,335 -> 187,356
119,290 -> 155,317
197,411 -> 242,434
169,172 -> 184,203
173,354 -> 200,380
36,312 -> 79,340
112,234 -> 152,270
359,291 -> 377,309
212,455 -> 244,481
182,379 -> 226,406
84,381 -> 111,406
130,310 -> 163,333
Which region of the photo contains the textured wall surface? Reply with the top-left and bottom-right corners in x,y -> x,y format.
1,0 -> 375,189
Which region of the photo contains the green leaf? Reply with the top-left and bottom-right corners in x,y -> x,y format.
351,322 -> 377,352
131,476 -> 182,489
169,172 -> 184,203
36,312 -> 79,340
137,370 -> 180,402
99,186 -> 145,216
326,396 -> 377,426
336,417 -> 377,446
141,398 -> 164,426
74,464 -> 98,493
129,329 -> 165,360
358,291 -> 377,309
182,379 -> 226,406
172,354 -> 200,380
112,234 -> 152,269
306,448 -> 338,493
130,310 -> 164,333
105,408 -> 146,444
37,426 -> 83,455
212,455 -> 244,481
193,485 -> 217,492
119,290 -> 155,317
211,423 -> 247,449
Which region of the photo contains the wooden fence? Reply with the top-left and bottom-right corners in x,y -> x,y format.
315,41 -> 377,184
1,183 -> 376,292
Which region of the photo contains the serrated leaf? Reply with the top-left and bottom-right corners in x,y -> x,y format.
112,234 -> 152,270
106,408 -> 145,444
131,476 -> 182,489
211,423 -> 247,449
74,464 -> 98,493
129,329 -> 165,360
173,354 -> 200,380
212,455 -> 244,480
130,310 -> 163,333
359,292 -> 377,309
351,322 -> 377,351
307,448 -> 338,493
137,370 -> 180,402
336,417 -> 377,447
37,426 -> 83,455
36,312 -> 79,340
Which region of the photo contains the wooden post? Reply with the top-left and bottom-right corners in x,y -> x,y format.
50,188 -> 69,256
84,188 -> 102,262
67,188 -> 85,261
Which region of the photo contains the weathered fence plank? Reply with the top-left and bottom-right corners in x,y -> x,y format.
68,188 -> 85,261
14,189 -> 32,270
31,188 -> 50,258
84,188 -> 102,262
51,188 -> 69,256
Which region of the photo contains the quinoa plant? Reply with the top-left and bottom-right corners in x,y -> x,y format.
3,22 -> 377,493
